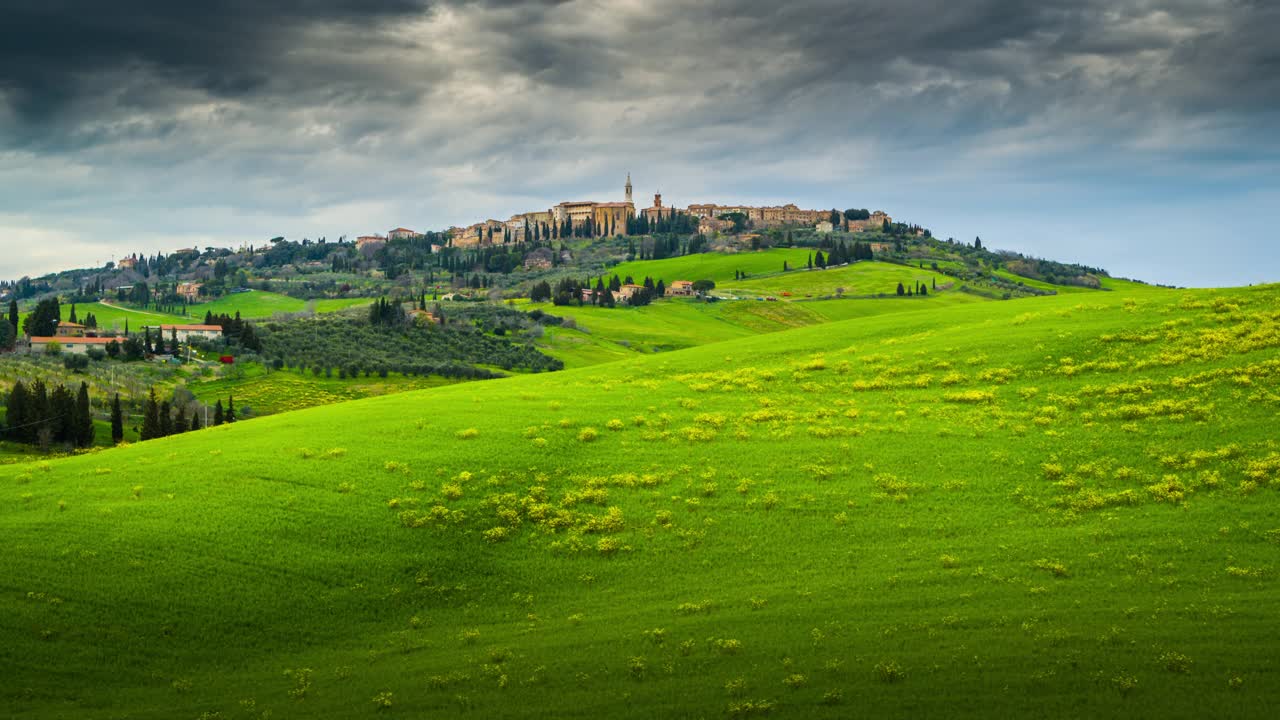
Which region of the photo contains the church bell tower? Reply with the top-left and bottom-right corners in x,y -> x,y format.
625,173 -> 633,204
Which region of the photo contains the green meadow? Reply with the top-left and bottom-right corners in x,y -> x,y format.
187,290 -> 370,319
3,280 -> 1278,718
605,248 -> 815,285
20,291 -> 372,333
718,261 -> 951,298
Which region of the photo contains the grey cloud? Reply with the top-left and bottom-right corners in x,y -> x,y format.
0,1 -> 1277,287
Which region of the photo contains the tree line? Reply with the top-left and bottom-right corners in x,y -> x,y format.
5,380 -> 96,450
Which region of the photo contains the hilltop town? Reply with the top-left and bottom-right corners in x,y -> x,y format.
353,174 -> 894,251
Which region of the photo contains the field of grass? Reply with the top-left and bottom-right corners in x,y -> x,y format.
189,366 -> 463,416
187,290 -> 371,319
3,281 -> 1279,718
605,248 -> 815,285
16,302 -> 189,334
718,261 -> 953,299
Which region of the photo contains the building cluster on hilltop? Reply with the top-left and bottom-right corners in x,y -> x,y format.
361,174 -> 892,249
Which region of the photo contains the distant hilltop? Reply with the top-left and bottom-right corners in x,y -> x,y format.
357,174 -> 891,249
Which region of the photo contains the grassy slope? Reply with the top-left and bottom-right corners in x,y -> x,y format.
20,292 -> 370,332
3,283 -> 1279,718
719,261 -> 952,298
188,291 -> 370,319
606,248 -> 815,285
189,367 -> 463,415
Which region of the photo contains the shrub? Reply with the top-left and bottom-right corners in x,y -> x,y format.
1159,651 -> 1192,674
875,660 -> 905,683
577,427 -> 599,442
456,428 -> 479,440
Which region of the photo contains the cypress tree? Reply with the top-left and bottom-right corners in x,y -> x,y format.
226,396 -> 236,423
6,380 -> 27,441
174,406 -> 187,434
7,299 -> 17,333
69,304 -> 78,324
896,282 -> 906,296
110,394 -> 124,444
76,382 -> 94,448
141,388 -> 160,440
213,399 -> 224,426
189,407 -> 203,431
159,401 -> 172,437
51,385 -> 75,446
28,380 -> 49,445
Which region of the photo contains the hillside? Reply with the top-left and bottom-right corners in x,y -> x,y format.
3,282 -> 1279,718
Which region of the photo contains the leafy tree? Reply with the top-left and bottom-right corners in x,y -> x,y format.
22,298 -> 60,337
692,279 -> 716,294
122,336 -> 144,361
110,394 -> 124,444
529,280 -> 552,303
896,282 -> 906,296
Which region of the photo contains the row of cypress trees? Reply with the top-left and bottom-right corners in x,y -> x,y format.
5,380 -> 95,449
139,389 -> 235,440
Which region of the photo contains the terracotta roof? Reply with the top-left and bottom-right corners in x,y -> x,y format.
596,202 -> 633,208
30,336 -> 118,345
389,227 -> 416,233
145,324 -> 223,331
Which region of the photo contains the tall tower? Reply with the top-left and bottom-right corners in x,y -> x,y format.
625,173 -> 633,204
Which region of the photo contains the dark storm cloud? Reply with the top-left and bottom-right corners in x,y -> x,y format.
1,1 -> 1277,286
0,1 -> 432,123
3,0 -> 1277,145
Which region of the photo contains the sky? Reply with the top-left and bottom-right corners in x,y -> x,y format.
1,1 -> 1277,288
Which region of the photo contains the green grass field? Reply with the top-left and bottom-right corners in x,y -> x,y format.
188,291 -> 370,319
719,261 -> 953,299
189,367 -> 463,415
3,281 -> 1278,718
18,291 -> 371,333
605,248 -> 815,285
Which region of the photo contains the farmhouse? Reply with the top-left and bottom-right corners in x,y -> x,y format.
28,336 -> 118,355
387,227 -> 418,240
176,282 -> 203,301
668,280 -> 695,296
54,322 -> 88,338
142,324 -> 224,342
355,235 -> 386,250
615,284 -> 646,303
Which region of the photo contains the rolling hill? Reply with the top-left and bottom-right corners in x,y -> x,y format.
3,282 -> 1279,718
